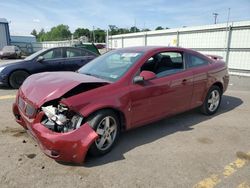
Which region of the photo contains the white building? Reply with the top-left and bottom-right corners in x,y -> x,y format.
109,21 -> 250,76
0,18 -> 10,49
11,35 -> 36,43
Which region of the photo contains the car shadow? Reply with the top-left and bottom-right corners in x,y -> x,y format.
59,95 -> 243,167
0,85 -> 15,90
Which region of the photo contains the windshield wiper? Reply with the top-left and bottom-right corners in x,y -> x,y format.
84,73 -> 95,76
83,73 -> 102,79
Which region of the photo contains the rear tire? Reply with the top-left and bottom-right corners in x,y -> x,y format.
87,110 -> 120,157
201,85 -> 222,115
9,70 -> 30,89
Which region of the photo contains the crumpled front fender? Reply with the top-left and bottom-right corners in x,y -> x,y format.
13,103 -> 99,164
30,120 -> 98,163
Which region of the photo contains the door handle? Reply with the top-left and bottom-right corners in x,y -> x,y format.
182,79 -> 187,85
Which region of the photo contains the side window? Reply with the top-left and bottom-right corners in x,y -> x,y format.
161,52 -> 183,64
81,49 -> 95,56
140,51 -> 184,78
188,55 -> 208,68
42,50 -> 53,60
42,49 -> 62,60
66,48 -> 82,58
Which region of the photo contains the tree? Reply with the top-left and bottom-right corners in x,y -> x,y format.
74,28 -> 91,39
31,29 -> 37,38
108,25 -> 119,35
155,26 -> 164,30
37,28 -> 46,41
48,24 -> 71,41
93,28 -> 106,42
141,28 -> 151,32
34,24 -> 149,42
116,28 -> 129,34
129,26 -> 140,33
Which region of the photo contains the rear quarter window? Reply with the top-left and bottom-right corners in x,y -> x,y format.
188,54 -> 209,68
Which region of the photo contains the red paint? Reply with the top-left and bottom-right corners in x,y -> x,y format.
20,71 -> 110,107
13,104 -> 98,163
13,46 -> 229,163
140,70 -> 156,80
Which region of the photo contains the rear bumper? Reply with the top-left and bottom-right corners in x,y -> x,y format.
223,74 -> 230,93
13,103 -> 98,164
0,53 -> 16,58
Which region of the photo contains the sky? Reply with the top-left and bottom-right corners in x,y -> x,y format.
0,0 -> 250,35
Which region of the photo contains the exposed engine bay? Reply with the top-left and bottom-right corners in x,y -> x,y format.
39,82 -> 109,133
41,104 -> 83,133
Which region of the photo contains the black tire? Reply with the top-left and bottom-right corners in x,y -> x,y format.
201,85 -> 222,115
9,70 -> 30,89
87,109 -> 120,157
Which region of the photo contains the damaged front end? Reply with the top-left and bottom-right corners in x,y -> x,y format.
12,72 -> 111,163
13,97 -> 99,164
41,103 -> 83,133
39,82 -> 109,133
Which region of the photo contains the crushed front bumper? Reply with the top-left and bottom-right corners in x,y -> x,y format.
13,102 -> 98,164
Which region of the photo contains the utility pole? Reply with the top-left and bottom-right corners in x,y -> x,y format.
92,26 -> 95,43
134,18 -> 136,32
106,29 -> 109,52
226,8 -> 231,24
213,13 -> 219,24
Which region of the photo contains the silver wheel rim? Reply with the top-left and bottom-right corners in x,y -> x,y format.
207,90 -> 220,112
95,116 -> 117,151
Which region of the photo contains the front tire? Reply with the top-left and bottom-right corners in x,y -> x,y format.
87,110 -> 120,156
9,70 -> 30,89
201,85 -> 222,115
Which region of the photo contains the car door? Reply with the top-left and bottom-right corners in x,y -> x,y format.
129,51 -> 193,127
38,48 -> 64,72
61,48 -> 96,71
186,53 -> 209,108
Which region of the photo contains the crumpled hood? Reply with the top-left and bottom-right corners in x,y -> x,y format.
20,71 -> 110,107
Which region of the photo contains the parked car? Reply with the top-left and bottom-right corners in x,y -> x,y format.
95,43 -> 106,49
0,45 -> 22,59
73,42 -> 100,55
13,46 -> 229,163
0,47 -> 98,88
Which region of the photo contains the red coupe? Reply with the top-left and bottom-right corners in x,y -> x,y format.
13,46 -> 229,163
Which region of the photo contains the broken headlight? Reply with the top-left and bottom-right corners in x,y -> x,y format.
41,104 -> 83,133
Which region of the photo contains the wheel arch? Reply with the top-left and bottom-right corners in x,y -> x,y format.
8,69 -> 31,86
83,107 -> 127,131
212,81 -> 223,93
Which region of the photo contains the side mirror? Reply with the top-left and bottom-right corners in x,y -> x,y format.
133,76 -> 144,84
36,56 -> 44,63
133,71 -> 156,84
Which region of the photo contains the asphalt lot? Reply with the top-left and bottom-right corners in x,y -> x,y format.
0,59 -> 249,188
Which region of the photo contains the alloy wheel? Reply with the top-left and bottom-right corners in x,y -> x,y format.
207,90 -> 220,112
95,116 -> 118,151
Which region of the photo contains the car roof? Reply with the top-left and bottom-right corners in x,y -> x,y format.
115,46 -> 195,53
43,46 -> 97,54
45,46 -> 82,50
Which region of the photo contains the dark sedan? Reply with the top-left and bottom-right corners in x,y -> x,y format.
0,47 -> 98,88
